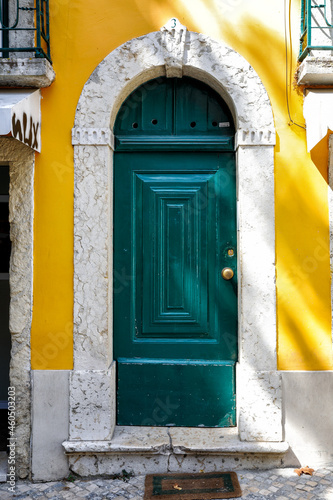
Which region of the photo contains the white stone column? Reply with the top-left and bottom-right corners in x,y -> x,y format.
70,129 -> 116,441
236,133 -> 282,442
0,138 -> 35,478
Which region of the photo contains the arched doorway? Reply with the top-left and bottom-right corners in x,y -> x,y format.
113,77 -> 237,427
66,22 -> 284,474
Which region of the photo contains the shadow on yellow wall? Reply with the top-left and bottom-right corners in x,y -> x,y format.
221,15 -> 332,370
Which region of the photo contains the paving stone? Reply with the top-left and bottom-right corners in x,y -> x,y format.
15,484 -> 31,492
0,468 -> 332,499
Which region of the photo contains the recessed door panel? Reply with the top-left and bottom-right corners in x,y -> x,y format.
137,172 -> 213,337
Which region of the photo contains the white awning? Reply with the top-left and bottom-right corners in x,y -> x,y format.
303,90 -> 333,152
0,90 -> 41,152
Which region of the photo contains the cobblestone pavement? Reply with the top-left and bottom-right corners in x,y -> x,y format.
0,468 -> 333,499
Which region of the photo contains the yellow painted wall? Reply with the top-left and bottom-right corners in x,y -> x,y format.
31,0 -> 333,370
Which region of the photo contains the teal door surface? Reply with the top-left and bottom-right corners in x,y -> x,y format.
113,78 -> 237,427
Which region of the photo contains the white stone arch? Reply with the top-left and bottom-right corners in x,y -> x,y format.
67,20 -> 285,469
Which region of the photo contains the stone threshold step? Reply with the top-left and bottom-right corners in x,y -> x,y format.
63,426 -> 289,455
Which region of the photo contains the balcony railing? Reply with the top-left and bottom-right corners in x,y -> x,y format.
299,0 -> 333,61
0,0 -> 51,62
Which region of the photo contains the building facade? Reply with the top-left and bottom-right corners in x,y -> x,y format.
0,0 -> 333,481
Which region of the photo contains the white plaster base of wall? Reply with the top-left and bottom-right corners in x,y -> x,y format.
64,427 -> 288,476
282,371 -> 333,468
31,371 -> 70,481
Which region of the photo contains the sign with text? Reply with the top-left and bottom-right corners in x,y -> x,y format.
0,90 -> 41,152
11,90 -> 41,152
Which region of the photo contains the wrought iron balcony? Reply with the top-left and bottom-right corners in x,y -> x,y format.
0,0 -> 51,62
299,0 -> 333,61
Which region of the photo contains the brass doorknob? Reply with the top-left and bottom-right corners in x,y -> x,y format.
221,267 -> 234,280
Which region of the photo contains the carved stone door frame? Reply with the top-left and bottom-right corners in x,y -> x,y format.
67,20 -> 282,451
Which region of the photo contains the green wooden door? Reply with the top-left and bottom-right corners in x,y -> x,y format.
114,78 -> 237,427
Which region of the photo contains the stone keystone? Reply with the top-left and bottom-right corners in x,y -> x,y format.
160,18 -> 187,78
